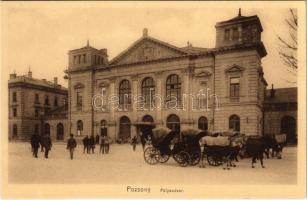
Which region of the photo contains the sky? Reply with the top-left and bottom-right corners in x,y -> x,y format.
2,2 -> 298,88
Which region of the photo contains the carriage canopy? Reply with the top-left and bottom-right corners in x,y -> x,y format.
152,127 -> 172,140
181,127 -> 203,136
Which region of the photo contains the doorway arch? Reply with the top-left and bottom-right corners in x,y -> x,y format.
56,123 -> 64,140
166,114 -> 180,133
119,116 -> 131,140
281,116 -> 296,143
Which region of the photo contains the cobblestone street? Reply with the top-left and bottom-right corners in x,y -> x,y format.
8,142 -> 297,184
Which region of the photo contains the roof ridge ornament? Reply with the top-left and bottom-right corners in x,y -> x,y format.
87,40 -> 89,47
238,8 -> 241,17
143,28 -> 148,37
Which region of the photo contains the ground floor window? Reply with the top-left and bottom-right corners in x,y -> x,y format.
119,116 -> 131,141
198,116 -> 208,131
13,124 -> 18,138
229,114 -> 240,132
77,120 -> 83,136
57,123 -> 64,140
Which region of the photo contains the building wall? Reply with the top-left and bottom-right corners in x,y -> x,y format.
8,80 -> 67,140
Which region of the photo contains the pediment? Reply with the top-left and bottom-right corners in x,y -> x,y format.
225,64 -> 245,73
74,82 -> 85,89
195,70 -> 212,77
110,37 -> 187,65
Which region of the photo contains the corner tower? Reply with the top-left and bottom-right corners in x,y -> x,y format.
68,41 -> 108,70
215,9 -> 264,49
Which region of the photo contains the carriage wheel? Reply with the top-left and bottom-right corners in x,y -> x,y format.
189,150 -> 201,166
207,155 -> 223,166
156,153 -> 170,163
174,151 -> 190,167
144,147 -> 158,165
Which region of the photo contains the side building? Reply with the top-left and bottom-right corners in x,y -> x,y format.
8,70 -> 68,141
264,86 -> 297,144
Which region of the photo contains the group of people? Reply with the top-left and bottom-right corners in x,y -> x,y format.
30,133 -> 52,158
82,134 -> 111,154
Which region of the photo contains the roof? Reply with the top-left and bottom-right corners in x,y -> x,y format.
265,87 -> 297,103
9,75 -> 67,91
109,35 -> 188,65
180,46 -> 210,54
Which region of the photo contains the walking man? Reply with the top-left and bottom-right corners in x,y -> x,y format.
30,132 -> 40,158
42,134 -> 52,158
131,136 -> 137,151
89,135 -> 95,154
67,134 -> 77,160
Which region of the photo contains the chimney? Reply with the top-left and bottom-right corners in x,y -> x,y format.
143,28 -> 148,37
28,69 -> 32,78
10,72 -> 17,79
54,77 -> 58,85
270,84 -> 275,98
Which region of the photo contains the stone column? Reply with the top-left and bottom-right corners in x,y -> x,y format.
155,71 -> 163,127
131,75 -> 138,137
181,68 -> 193,129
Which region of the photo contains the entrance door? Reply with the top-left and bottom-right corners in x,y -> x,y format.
56,123 -> 64,140
281,116 -> 296,144
119,116 -> 131,140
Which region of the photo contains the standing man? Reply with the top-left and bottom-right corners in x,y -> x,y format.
82,135 -> 88,154
89,135 -> 95,154
100,135 -> 105,154
30,132 -> 40,158
67,134 -> 77,160
42,134 -> 52,159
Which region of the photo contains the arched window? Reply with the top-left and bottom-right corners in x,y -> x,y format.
56,123 -> 64,140
44,123 -> 50,135
119,80 -> 131,108
166,114 -> 180,133
229,115 -> 240,132
141,77 -> 155,107
77,120 -> 83,136
119,116 -> 131,140
198,116 -> 208,131
166,74 -> 181,105
13,124 -> 18,138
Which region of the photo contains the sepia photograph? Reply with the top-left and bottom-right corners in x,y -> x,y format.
0,1 -> 306,199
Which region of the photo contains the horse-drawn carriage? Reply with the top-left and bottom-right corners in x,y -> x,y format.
200,132 -> 244,168
143,127 -> 207,167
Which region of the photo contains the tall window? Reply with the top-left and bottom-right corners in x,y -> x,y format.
76,91 -> 83,110
198,116 -> 208,131
166,74 -> 181,105
230,77 -> 240,97
45,95 -> 49,105
233,27 -> 239,41
141,77 -> 155,108
77,120 -> 83,136
224,29 -> 230,41
13,124 -> 18,137
13,92 -> 17,102
119,80 -> 131,108
35,109 -> 39,118
13,108 -> 17,117
35,94 -> 39,104
54,96 -> 58,106
229,115 -> 240,132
